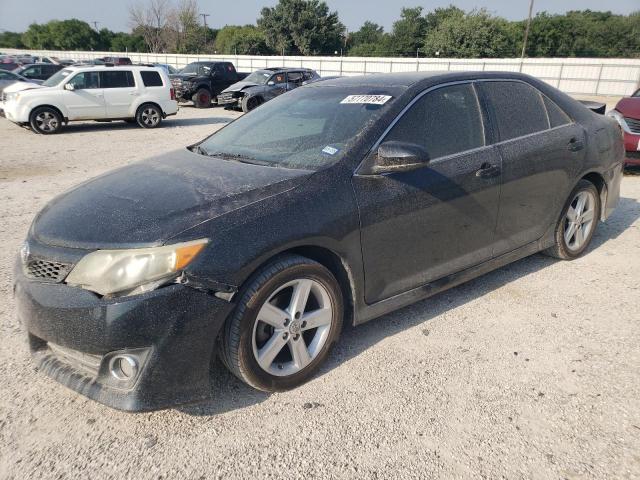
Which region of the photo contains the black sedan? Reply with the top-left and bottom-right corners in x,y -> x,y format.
14,72 -> 624,411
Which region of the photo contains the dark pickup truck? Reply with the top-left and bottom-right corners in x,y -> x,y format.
170,61 -> 248,108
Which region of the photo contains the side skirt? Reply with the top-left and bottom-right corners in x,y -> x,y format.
354,238 -> 552,325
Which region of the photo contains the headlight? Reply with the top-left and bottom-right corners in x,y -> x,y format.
65,239 -> 208,297
6,92 -> 20,101
606,109 -> 630,134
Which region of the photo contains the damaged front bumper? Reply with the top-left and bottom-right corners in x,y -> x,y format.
14,256 -> 236,412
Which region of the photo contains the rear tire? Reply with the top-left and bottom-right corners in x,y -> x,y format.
193,88 -> 212,108
543,180 -> 600,260
29,107 -> 62,134
135,104 -> 162,129
219,254 -> 343,392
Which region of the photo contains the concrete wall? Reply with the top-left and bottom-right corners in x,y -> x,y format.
4,48 -> 640,96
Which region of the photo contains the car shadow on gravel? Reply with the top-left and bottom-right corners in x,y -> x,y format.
58,117 -> 232,134
180,196 -> 640,417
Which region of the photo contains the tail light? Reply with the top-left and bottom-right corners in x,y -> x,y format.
170,87 -> 175,100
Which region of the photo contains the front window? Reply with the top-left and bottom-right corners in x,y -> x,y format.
243,70 -> 271,85
197,86 -> 398,170
180,63 -> 200,75
67,71 -> 100,89
42,68 -> 72,87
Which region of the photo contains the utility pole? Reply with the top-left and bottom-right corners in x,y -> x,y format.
91,21 -> 99,31
521,0 -> 534,59
199,13 -> 210,50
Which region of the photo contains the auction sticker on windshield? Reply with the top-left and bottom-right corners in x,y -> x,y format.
340,95 -> 392,105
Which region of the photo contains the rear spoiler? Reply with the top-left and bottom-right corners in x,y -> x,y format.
578,100 -> 606,115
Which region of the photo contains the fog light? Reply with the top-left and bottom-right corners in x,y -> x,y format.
110,355 -> 139,381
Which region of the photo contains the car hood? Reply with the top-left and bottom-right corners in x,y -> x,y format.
169,73 -> 199,82
615,97 -> 640,120
31,149 -> 312,249
3,81 -> 44,93
221,81 -> 260,93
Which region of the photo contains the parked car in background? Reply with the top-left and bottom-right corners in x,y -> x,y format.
13,72 -> 623,411
74,58 -> 106,66
0,69 -> 40,94
217,67 -> 321,112
170,61 -> 248,108
152,63 -> 178,75
607,89 -> 640,167
98,56 -> 133,66
1,66 -> 177,133
13,63 -> 64,82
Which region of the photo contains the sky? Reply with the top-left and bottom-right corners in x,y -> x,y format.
0,0 -> 638,33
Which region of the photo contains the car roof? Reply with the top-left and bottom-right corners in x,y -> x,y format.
257,67 -> 315,73
63,65 -> 164,72
311,71 -> 540,89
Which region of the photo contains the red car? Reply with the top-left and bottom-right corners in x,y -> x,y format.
608,89 -> 640,166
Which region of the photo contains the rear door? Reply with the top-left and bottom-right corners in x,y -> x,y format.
353,82 -> 502,303
285,71 -> 305,91
101,70 -> 137,118
477,80 -> 585,255
63,71 -> 105,119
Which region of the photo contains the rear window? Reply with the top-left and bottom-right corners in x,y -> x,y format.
101,70 -> 135,88
141,71 -> 163,87
481,81 -> 549,141
543,96 -> 571,127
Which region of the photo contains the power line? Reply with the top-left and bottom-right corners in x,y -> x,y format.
199,13 -> 210,49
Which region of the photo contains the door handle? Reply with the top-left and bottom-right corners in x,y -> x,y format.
129,92 -> 140,96
568,137 -> 584,152
475,162 -> 501,179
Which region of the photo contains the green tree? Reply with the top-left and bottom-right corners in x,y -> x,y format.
258,0 -> 345,55
389,7 -> 428,56
423,9 -> 516,57
0,31 -> 25,48
214,25 -> 271,54
22,19 -> 98,50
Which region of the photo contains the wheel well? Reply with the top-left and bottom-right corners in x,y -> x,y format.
136,102 -> 163,116
29,104 -> 65,122
581,172 -> 607,220
246,246 -> 356,327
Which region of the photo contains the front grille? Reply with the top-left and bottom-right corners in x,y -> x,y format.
1,92 -> 6,102
25,259 -> 73,282
626,151 -> 640,160
624,117 -> 640,134
218,92 -> 235,102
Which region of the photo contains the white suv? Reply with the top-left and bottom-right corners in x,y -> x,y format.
0,65 -> 178,134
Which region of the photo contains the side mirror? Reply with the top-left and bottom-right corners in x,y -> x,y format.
64,83 -> 75,91
267,81 -> 275,86
370,141 -> 430,174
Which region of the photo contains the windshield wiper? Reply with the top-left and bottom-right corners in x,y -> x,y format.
206,151 -> 274,167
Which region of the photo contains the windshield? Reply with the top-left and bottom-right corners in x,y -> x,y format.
243,71 -> 271,85
197,86 -> 397,170
180,63 -> 203,75
42,68 -> 72,87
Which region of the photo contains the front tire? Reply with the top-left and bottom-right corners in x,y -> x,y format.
136,104 -> 162,129
220,254 -> 343,392
29,107 -> 62,134
241,95 -> 262,113
544,180 -> 600,259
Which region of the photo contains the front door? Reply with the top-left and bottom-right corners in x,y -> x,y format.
101,70 -> 137,118
63,71 -> 105,120
477,80 -> 586,255
353,82 -> 502,303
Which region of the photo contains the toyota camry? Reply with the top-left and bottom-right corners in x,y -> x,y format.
14,72 -> 624,411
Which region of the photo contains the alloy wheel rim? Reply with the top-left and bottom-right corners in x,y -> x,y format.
36,111 -> 58,132
564,190 -> 596,251
141,108 -> 159,126
252,278 -> 333,376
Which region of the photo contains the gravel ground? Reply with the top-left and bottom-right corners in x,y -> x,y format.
0,104 -> 639,480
